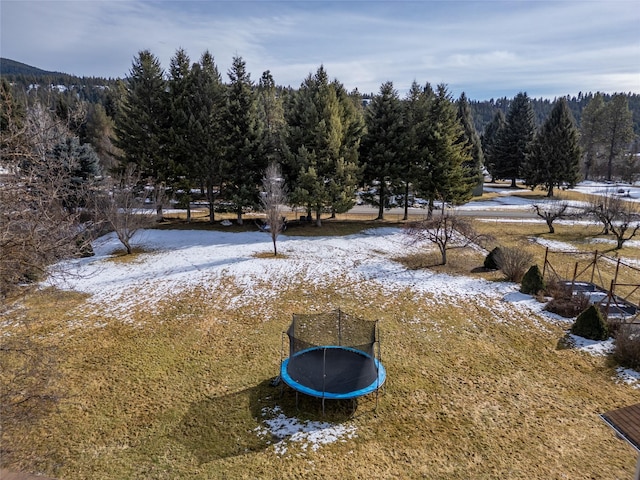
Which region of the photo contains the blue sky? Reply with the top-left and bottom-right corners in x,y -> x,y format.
1,0 -> 639,100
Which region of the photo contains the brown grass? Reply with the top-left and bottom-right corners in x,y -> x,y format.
1,220 -> 639,479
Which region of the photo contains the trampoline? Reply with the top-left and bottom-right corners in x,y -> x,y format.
279,309 -> 386,412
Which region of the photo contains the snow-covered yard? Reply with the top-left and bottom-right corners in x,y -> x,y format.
47,217 -> 639,452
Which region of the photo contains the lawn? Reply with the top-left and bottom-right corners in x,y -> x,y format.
1,217 -> 639,479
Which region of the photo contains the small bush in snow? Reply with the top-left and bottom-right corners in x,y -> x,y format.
520,265 -> 545,295
484,247 -> 501,270
571,305 -> 609,341
495,247 -> 533,283
613,324 -> 640,370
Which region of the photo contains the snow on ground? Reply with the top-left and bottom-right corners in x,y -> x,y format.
43,181 -> 639,451
255,406 -> 357,455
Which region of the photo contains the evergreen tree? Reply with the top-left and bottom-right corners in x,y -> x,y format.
523,98 -> 581,197
167,48 -> 194,219
188,52 -> 226,223
48,135 -> 101,211
602,94 -> 634,181
579,93 -> 605,181
494,92 -> 536,187
481,109 -> 506,182
256,71 -> 288,169
456,92 -> 484,196
400,81 -> 433,219
285,66 -> 362,226
360,81 -> 404,220
113,50 -> 169,219
329,81 -> 364,218
414,84 -> 473,216
223,55 -> 263,225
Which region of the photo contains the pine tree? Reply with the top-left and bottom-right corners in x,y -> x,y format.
414,84 -> 474,216
167,48 -> 194,219
223,56 -> 264,225
579,93 -> 605,181
361,81 -> 404,220
456,92 -> 484,196
494,92 -> 536,187
48,135 -> 101,211
602,94 -> 634,181
285,66 -> 362,226
188,51 -> 226,223
481,109 -> 506,182
400,81 -> 433,219
523,98 -> 581,197
256,71 -> 288,168
113,50 -> 169,219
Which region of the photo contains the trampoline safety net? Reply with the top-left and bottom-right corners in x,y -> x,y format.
287,309 -> 377,357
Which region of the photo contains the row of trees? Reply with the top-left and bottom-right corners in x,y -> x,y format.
1,47 -> 638,295
111,49 -> 484,226
481,91 -> 636,196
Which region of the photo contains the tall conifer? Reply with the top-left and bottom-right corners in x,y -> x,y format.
361,81 -> 404,220
456,92 -> 484,195
494,92 -> 536,187
223,56 -> 263,225
523,98 -> 581,197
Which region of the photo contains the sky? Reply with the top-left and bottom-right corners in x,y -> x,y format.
1,0 -> 639,100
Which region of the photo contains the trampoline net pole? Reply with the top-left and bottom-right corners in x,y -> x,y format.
280,331 -> 285,397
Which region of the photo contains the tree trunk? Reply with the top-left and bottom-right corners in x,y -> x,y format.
377,181 -> 385,220
186,201 -> 191,223
206,183 -> 215,223
439,245 -> 447,265
403,182 -> 409,221
272,238 -> 278,256
510,177 -> 517,188
546,219 -> 555,234
156,204 -> 164,222
236,207 -> 243,225
315,208 -> 322,227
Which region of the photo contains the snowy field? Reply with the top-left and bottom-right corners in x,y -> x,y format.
46,182 -> 639,452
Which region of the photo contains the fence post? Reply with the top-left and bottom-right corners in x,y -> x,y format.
542,247 -> 549,278
590,250 -> 598,284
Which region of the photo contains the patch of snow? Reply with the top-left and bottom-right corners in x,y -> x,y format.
255,406 -> 357,454
615,367 -> 640,389
566,334 -> 615,356
530,237 -> 580,252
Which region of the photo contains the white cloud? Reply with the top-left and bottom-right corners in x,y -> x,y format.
1,0 -> 638,99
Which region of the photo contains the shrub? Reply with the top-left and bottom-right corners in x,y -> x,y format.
484,247 -> 501,270
544,281 -> 590,318
570,305 -> 609,341
521,265 -> 545,295
495,247 -> 534,283
612,324 -> 640,370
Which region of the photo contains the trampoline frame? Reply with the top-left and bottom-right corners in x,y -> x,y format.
279,312 -> 385,414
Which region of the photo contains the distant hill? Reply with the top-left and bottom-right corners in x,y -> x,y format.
0,58 -> 67,77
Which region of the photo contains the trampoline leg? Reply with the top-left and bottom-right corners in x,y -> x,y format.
322,397 -> 325,416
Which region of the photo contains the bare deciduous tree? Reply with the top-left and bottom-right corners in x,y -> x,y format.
405,210 -> 490,265
97,165 -> 160,255
532,201 -> 570,234
587,192 -> 640,249
1,101 -> 96,299
260,162 -> 287,256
